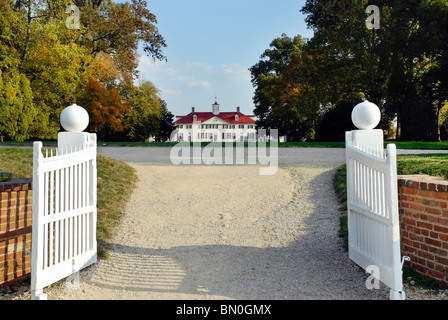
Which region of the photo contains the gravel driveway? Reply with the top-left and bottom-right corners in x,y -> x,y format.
34,147 -> 392,300
2,146 -> 447,301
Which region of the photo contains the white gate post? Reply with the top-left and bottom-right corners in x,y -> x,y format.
31,142 -> 46,300
350,100 -> 383,153
58,103 -> 94,152
31,104 -> 97,300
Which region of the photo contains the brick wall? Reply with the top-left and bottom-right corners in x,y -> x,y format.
0,178 -> 33,289
398,175 -> 448,288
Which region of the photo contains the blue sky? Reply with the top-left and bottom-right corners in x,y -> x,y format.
136,0 -> 314,117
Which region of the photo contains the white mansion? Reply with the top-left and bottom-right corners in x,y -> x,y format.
173,100 -> 257,142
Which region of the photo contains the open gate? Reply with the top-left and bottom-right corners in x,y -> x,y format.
31,132 -> 97,300
345,129 -> 406,300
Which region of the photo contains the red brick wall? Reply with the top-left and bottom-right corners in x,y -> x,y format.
0,179 -> 33,288
398,175 -> 448,288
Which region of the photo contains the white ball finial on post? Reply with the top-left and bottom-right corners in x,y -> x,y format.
349,101 -> 384,156
60,104 -> 89,133
351,101 -> 381,130
58,104 -> 93,153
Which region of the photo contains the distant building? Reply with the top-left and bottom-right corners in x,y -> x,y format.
173,100 -> 257,142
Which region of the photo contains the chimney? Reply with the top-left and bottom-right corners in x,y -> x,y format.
237,107 -> 240,113
192,107 -> 195,113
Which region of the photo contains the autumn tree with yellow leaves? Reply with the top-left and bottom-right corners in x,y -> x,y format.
0,0 -> 168,141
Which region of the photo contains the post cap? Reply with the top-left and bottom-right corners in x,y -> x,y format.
60,104 -> 89,132
351,101 -> 381,130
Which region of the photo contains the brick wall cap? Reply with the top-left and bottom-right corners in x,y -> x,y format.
0,178 -> 33,192
398,175 -> 447,183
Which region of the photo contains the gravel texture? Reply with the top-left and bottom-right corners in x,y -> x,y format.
2,147 -> 447,300
18,165 -> 391,300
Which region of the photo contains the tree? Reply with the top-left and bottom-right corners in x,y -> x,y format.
0,69 -> 37,141
301,0 -> 448,141
250,34 -> 321,141
301,0 -> 394,122
81,77 -> 130,141
155,99 -> 175,142
24,25 -> 91,138
76,0 -> 166,83
315,97 -> 359,142
0,0 -> 37,141
0,0 -> 167,141
125,80 -> 161,141
439,101 -> 448,141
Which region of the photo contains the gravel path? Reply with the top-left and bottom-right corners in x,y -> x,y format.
43,155 -> 390,300
4,147 -> 447,300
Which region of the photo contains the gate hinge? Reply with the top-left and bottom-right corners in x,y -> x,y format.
401,256 -> 410,268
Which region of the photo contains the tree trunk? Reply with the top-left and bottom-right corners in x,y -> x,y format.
19,0 -> 32,69
436,101 -> 442,142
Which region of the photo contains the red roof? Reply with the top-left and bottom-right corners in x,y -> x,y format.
174,112 -> 255,124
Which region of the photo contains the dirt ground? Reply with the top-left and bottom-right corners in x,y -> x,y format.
39,163 -> 389,300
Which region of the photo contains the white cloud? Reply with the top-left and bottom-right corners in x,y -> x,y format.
137,55 -> 165,72
176,76 -> 214,89
222,63 -> 251,82
137,55 -> 180,78
160,88 -> 183,96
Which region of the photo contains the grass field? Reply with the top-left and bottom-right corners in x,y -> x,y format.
0,148 -> 138,258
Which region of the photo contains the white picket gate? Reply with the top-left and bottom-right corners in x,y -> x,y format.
345,129 -> 406,300
31,132 -> 97,300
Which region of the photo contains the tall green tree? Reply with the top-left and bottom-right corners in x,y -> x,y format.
0,69 -> 36,141
250,34 -> 321,141
155,99 -> 175,142
25,25 -> 91,138
301,0 -> 394,122
0,0 -> 38,141
301,0 -> 448,140
75,0 -> 166,83
125,80 -> 161,141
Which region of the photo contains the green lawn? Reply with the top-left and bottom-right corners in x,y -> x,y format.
397,154 -> 448,180
0,148 -> 138,259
